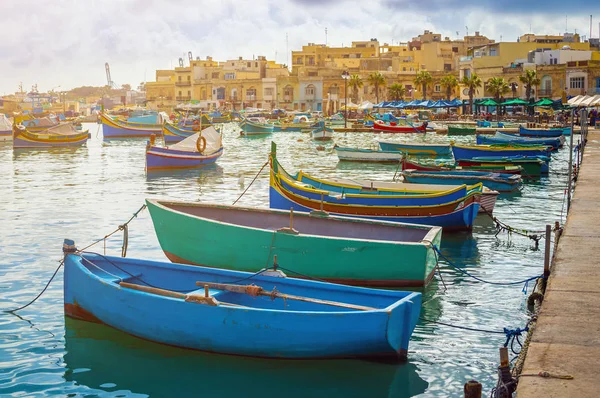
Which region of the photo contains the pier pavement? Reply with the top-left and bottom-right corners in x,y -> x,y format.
516,130 -> 600,397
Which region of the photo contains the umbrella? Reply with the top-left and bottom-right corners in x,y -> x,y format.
373,101 -> 386,108
358,101 -> 374,110
502,98 -> 529,106
533,98 -> 555,107
478,98 -> 499,106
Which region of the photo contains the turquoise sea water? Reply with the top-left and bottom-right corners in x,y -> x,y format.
0,123 -> 573,397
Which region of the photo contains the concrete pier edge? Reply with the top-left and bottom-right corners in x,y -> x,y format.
516,130 -> 600,397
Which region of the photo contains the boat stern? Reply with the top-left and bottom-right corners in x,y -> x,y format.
385,292 -> 422,360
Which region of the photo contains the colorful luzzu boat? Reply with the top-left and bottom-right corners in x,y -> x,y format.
100,112 -> 163,138
269,143 -> 481,230
378,140 -> 451,156
12,123 -> 89,148
451,143 -> 552,160
372,120 -> 427,133
519,125 -> 570,137
240,117 -> 274,136
63,241 -> 422,360
146,126 -> 223,170
476,132 -> 563,151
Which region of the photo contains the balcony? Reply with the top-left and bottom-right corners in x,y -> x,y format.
538,88 -> 553,97
245,95 -> 256,101
175,96 -> 191,101
282,95 -> 293,102
175,81 -> 191,87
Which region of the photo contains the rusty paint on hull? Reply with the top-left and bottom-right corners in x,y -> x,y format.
64,302 -> 103,323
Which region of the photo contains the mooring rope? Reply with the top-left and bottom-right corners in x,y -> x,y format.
478,206 -> 545,246
232,160 -> 269,205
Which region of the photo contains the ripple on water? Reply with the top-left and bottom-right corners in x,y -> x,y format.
0,124 -> 575,397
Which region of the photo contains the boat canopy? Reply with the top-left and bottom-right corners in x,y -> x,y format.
169,126 -> 222,154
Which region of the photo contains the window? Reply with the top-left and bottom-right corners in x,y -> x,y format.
403,67 -> 406,71
364,85 -> 369,94
212,72 -> 219,79
264,88 -> 274,96
187,90 -> 191,97
178,91 -> 182,96
255,62 -> 258,67
308,71 -> 318,76
224,73 -> 235,80
570,77 -> 585,89
434,85 -> 441,92
296,57 -> 303,64
187,75 -> 190,81
305,86 -> 315,95
246,88 -> 256,98
178,76 -> 182,81
247,62 -> 251,67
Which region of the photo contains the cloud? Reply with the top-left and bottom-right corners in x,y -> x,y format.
0,0 -> 596,94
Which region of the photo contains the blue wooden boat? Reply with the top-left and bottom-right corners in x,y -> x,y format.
162,121 -> 197,144
270,143 -> 481,230
146,127 -> 223,170
240,117 -> 274,135
401,169 -> 522,193
334,146 -> 403,163
63,241 -> 422,360
451,143 -> 551,161
518,125 -> 569,138
100,113 -> 163,138
378,140 -> 451,156
476,132 -> 563,151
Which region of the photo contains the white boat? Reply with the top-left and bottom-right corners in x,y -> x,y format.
334,145 -> 403,163
311,126 -> 334,141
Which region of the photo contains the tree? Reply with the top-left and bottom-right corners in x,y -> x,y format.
414,71 -> 433,100
519,69 -> 540,102
486,77 -> 510,101
348,74 -> 363,103
367,72 -> 386,103
121,84 -> 131,91
461,73 -> 483,114
440,74 -> 459,100
388,83 -> 406,101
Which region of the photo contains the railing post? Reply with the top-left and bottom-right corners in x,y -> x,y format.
544,224 -> 551,278
464,380 -> 482,398
567,109 -> 575,212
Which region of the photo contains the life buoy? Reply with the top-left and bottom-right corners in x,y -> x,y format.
196,135 -> 207,153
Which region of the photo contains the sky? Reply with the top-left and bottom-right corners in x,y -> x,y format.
1,0 -> 597,95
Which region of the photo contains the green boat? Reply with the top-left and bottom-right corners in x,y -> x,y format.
447,125 -> 476,135
456,157 -> 546,177
146,199 -> 442,287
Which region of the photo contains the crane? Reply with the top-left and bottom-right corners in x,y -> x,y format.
105,62 -> 116,88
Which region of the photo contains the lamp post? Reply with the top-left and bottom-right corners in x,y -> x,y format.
341,70 -> 350,128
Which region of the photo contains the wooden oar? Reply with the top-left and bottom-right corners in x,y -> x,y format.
120,282 -> 228,307
195,281 -> 376,311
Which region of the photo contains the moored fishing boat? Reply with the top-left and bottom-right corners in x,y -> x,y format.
378,140 -> 451,156
476,132 -> 563,150
447,125 -> 476,135
400,158 -> 523,175
519,125 -> 569,137
311,125 -> 334,141
372,120 -> 427,133
12,123 -> 89,148
162,121 -> 198,144
451,143 -> 552,160
146,199 -> 441,287
100,112 -> 163,138
334,146 -> 403,163
0,114 -> 11,141
401,169 -> 522,193
145,126 -> 223,170
269,143 -> 481,230
240,117 -> 274,136
456,157 -> 549,176
63,241 -> 422,359
293,171 -> 499,215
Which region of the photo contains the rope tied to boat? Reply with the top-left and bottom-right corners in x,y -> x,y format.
232,160 -> 269,205
433,246 -> 543,292
478,206 -> 544,246
504,326 -> 528,353
245,284 -> 262,297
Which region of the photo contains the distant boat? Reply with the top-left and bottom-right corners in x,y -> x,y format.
451,143 -> 552,160
456,157 -> 549,176
240,117 -> 274,136
161,121 -> 197,144
378,140 -> 451,156
519,125 -> 569,137
334,146 -> 403,163
63,243 -> 422,359
146,126 -> 223,170
372,120 -> 427,133
402,169 -> 522,193
400,158 -> 523,175
12,123 -> 88,148
477,132 -> 564,150
311,124 -> 334,141
100,112 -> 163,138
0,114 -> 11,141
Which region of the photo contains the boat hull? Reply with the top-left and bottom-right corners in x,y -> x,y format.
146,200 -> 441,287
64,251 -> 422,359
456,158 -> 548,176
162,123 -> 196,144
402,171 -> 521,193
0,129 -> 12,141
100,113 -> 162,138
335,147 -> 403,163
447,125 -> 476,135
146,146 -> 223,170
476,133 -> 562,150
451,144 -> 551,160
519,125 -> 568,138
240,119 -> 274,135
372,121 -> 426,133
378,140 -> 451,156
12,129 -> 89,148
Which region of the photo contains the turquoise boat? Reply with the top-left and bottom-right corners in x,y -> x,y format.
146,199 -> 441,287
63,242 -> 422,360
401,169 -> 522,193
378,140 -> 451,156
240,117 -> 274,135
519,125 -> 570,137
451,143 -> 552,160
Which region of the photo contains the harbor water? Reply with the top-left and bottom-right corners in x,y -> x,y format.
0,123 -> 572,397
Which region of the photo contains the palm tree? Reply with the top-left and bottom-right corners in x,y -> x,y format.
414,71 -> 433,100
367,72 -> 386,104
388,83 -> 406,101
440,74 -> 459,100
461,73 -> 483,114
519,69 -> 541,102
486,77 -> 510,102
348,74 -> 363,104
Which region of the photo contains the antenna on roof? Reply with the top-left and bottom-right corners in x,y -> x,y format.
325,27 -> 328,46
465,26 -> 469,36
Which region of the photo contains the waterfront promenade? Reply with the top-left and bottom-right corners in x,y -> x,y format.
517,130 -> 600,397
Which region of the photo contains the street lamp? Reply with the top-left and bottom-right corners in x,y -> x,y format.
341,70 -> 350,128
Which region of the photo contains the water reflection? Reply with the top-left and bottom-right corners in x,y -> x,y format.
63,317 -> 429,398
